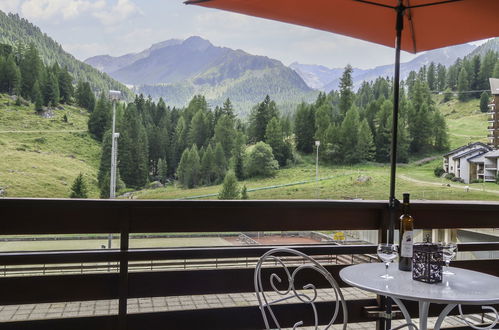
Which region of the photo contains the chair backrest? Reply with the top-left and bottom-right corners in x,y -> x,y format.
254,248 -> 348,330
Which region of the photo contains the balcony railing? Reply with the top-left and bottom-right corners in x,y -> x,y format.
0,198 -> 498,330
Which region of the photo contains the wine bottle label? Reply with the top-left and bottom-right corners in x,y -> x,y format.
401,231 -> 414,257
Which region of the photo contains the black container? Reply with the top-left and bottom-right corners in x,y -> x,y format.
412,242 -> 443,284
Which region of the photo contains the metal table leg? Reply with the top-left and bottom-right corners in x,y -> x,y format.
418,301 -> 430,330
434,304 -> 457,330
391,297 -> 418,330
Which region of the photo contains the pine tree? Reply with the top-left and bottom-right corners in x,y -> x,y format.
221,98 -> 235,119
214,114 -> 236,159
200,144 -> 217,185
294,103 -> 315,153
58,66 -> 73,104
479,51 -> 498,90
233,135 -> 245,180
32,80 -> 43,112
158,158 -> 168,184
176,149 -> 191,188
248,95 -> 279,143
493,60 -> 499,78
339,64 -> 354,116
427,62 -> 437,91
188,110 -> 209,148
375,100 -> 392,163
188,145 -> 201,188
218,171 -> 240,200
480,91 -> 490,113
433,110 -> 450,151
436,64 -> 447,91
214,142 -> 227,183
357,119 -> 375,162
20,43 -> 41,100
240,185 -> 249,200
265,117 -> 289,166
457,67 -> 470,102
0,55 -> 21,94
88,93 -> 111,141
69,173 -> 88,198
119,104 -> 149,189
76,80 -> 95,112
338,107 -> 360,164
98,130 -> 112,196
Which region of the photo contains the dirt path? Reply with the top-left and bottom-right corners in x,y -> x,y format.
398,174 -> 499,195
0,130 -> 85,133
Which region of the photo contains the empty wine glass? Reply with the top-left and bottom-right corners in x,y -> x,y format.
377,243 -> 398,279
441,242 -> 457,275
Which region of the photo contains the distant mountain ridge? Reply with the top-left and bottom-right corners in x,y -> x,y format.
0,10 -> 132,98
293,43 -> 477,92
85,36 -> 317,114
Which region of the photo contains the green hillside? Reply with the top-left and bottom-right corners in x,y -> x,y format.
0,11 -> 132,99
436,97 -> 488,149
0,94 -> 100,198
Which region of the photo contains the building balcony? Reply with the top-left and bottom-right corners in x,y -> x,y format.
484,176 -> 496,182
0,198 -> 498,330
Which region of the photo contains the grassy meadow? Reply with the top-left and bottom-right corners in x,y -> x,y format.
0,94 -> 101,198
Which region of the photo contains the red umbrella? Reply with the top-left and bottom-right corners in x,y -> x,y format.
184,0 -> 499,245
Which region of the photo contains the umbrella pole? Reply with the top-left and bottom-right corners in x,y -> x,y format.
384,5 -> 404,330
388,4 -> 404,244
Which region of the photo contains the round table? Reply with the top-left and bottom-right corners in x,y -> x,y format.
339,263 -> 499,330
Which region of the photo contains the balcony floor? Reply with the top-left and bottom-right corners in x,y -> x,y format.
0,288 -> 492,329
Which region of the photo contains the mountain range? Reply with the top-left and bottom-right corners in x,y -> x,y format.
85,37 -> 317,115
291,43 -> 477,92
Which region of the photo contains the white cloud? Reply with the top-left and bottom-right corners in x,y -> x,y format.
93,0 -> 141,26
21,0 -> 105,21
0,0 -> 21,13
19,0 -> 139,25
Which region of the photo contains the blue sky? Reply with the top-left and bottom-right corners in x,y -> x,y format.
0,0 -> 485,69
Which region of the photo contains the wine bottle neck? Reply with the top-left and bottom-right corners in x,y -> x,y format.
402,203 -> 410,215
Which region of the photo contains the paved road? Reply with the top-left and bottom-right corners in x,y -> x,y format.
399,174 -> 499,195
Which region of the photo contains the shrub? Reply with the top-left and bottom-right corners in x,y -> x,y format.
451,177 -> 464,183
434,166 -> 445,177
245,142 -> 279,178
471,179 -> 483,184
444,173 -> 455,180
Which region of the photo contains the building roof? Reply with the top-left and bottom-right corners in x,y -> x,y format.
484,149 -> 499,158
443,142 -> 491,157
490,78 -> 499,96
452,147 -> 489,160
468,153 -> 487,163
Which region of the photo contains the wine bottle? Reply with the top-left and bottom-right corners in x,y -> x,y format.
399,193 -> 414,271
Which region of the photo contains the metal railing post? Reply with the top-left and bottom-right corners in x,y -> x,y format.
119,207 -> 130,330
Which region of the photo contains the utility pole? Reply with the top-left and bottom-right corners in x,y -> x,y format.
108,90 -> 121,249
315,140 -> 320,182
315,140 -> 320,199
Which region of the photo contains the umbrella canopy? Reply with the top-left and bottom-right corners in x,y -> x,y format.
185,0 -> 499,54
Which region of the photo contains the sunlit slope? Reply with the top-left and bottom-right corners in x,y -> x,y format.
0,94 -> 100,198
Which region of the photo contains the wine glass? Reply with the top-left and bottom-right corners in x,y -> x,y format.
377,243 -> 398,279
441,242 -> 457,275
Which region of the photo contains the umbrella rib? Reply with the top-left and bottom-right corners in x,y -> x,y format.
184,0 -> 212,4
407,0 -> 463,9
351,0 -> 396,9
405,1 -> 417,53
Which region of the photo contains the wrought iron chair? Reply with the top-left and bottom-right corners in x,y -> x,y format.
254,248 -> 348,329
